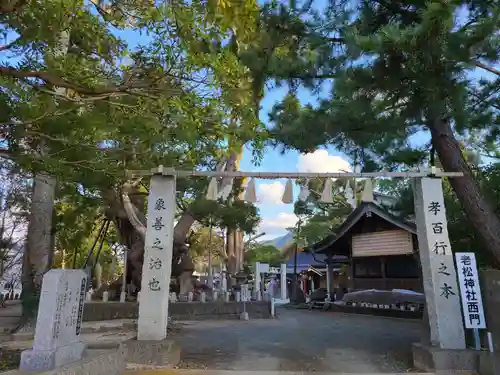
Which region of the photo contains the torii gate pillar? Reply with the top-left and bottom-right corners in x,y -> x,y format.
137,168 -> 176,341
412,175 -> 477,372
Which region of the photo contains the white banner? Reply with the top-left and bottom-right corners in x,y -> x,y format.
455,252 -> 486,329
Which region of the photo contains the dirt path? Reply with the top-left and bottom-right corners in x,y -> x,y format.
170,308 -> 422,372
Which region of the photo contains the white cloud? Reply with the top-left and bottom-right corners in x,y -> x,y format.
260,212 -> 298,232
258,181 -> 285,204
297,149 -> 352,174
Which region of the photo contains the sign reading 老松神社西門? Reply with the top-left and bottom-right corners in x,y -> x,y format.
455,252 -> 486,329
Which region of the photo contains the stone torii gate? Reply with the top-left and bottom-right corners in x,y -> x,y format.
130,165 -> 469,369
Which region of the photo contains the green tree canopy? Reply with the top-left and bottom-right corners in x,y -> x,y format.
245,244 -> 284,267
263,0 -> 500,264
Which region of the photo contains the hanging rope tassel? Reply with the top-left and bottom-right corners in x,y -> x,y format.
244,178 -> 257,203
219,178 -> 234,200
361,178 -> 374,202
320,178 -> 334,203
344,180 -> 356,209
298,180 -> 310,201
282,179 -> 294,204
206,177 -> 218,200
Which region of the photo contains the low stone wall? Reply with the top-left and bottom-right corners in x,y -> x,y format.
290,302 -> 423,319
83,301 -> 271,322
331,303 -> 423,319
2,348 -> 126,375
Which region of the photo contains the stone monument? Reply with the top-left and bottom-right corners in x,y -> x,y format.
20,269 -> 87,371
413,177 -> 465,349
412,175 -> 477,372
137,170 -> 175,341
122,168 -> 181,369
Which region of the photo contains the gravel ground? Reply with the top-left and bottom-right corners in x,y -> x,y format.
170,308 -> 422,372
0,348 -> 21,372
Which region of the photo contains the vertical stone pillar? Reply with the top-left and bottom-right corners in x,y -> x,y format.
138,169 -> 176,341
280,263 -> 287,300
413,176 -> 465,349
326,253 -> 333,301
255,262 -> 261,298
221,271 -> 227,292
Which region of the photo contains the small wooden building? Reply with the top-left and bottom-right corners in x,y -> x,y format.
310,201 -> 423,293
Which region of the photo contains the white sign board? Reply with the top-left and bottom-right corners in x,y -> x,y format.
455,252 -> 486,329
240,284 -> 251,302
257,263 -> 269,273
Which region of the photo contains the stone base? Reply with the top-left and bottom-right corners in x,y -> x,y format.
121,338 -> 181,369
272,298 -> 290,305
479,351 -> 500,375
412,342 -> 479,372
240,311 -> 249,320
4,347 -> 125,375
19,341 -> 86,372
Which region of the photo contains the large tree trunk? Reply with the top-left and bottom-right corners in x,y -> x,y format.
226,146 -> 246,275
107,154 -> 240,296
21,172 -> 56,321
226,229 -> 238,274
174,212 -> 196,245
18,31 -> 69,326
235,229 -> 244,272
114,216 -> 144,289
430,117 -> 500,265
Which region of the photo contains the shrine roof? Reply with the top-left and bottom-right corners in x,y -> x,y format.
308,202 -> 417,254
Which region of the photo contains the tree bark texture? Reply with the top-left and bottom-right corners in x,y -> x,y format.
226,229 -> 237,274
22,172 -> 56,318
236,229 -> 244,272
225,146 -> 246,275
430,117 -> 500,266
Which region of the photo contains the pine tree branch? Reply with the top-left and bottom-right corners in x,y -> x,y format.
0,150 -> 12,160
0,66 -> 176,97
473,60 -> 500,77
0,36 -> 21,52
2,108 -> 76,127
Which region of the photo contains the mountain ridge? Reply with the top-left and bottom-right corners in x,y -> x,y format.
262,232 -> 293,250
